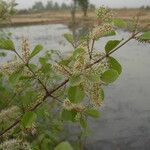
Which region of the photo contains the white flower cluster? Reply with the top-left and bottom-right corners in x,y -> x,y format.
0,139 -> 31,150
63,99 -> 85,112
91,83 -> 103,107
73,55 -> 86,73
96,6 -> 114,23
22,123 -> 37,136
26,92 -> 45,111
21,38 -> 30,63
53,63 -> 71,76
90,23 -> 113,40
92,52 -> 110,73
0,106 -> 20,123
0,61 -> 22,75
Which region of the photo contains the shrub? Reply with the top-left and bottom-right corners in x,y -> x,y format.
0,5 -> 150,150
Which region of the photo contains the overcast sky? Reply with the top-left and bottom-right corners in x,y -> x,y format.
14,0 -> 150,9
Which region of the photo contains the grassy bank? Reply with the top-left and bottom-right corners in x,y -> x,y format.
1,9 -> 150,30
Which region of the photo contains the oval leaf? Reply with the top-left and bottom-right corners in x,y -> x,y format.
73,48 -> 85,60
139,31 -> 150,40
61,110 -> 77,122
108,57 -> 122,74
69,74 -> 83,86
64,33 -> 74,44
105,40 -> 121,54
30,44 -> 43,59
0,39 -> 15,51
113,18 -> 127,28
21,112 -> 37,128
104,30 -> 116,37
54,141 -> 73,150
68,85 -> 85,103
101,69 -> 119,83
86,109 -> 100,118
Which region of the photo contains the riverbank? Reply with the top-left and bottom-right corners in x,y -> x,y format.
1,9 -> 150,30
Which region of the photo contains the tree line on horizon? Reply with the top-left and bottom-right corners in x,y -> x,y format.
19,0 -> 96,14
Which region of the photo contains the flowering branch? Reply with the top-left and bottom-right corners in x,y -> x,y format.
0,29 -> 141,137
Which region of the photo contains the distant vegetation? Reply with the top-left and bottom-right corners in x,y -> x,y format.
140,5 -> 150,10
18,0 -> 96,14
0,0 -> 17,20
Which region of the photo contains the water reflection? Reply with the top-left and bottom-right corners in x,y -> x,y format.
67,20 -> 91,47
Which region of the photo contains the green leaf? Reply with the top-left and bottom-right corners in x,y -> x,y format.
0,52 -> 6,57
100,88 -> 105,101
80,117 -> 87,129
101,69 -> 119,83
86,71 -> 101,83
9,69 -> 22,84
64,33 -> 74,44
61,110 -> 77,122
59,57 -> 72,66
21,91 -> 37,107
0,39 -> 15,51
21,112 -> 37,128
69,74 -> 83,86
86,109 -> 100,118
139,31 -> 150,40
72,48 -> 85,60
0,84 -> 5,91
54,141 -> 73,150
39,57 -> 47,65
68,85 -> 85,103
41,63 -> 52,74
104,30 -> 116,37
79,35 -> 88,43
105,40 -> 121,54
28,63 -> 37,72
30,44 -> 43,59
113,18 -> 127,28
20,76 -> 33,80
41,138 -> 53,150
108,57 -> 122,74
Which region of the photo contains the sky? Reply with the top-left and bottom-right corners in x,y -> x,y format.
14,0 -> 150,9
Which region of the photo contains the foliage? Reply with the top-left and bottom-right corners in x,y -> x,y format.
31,1 -> 71,12
32,1 -> 45,11
78,0 -> 89,16
140,5 -> 150,10
0,0 -> 17,21
96,6 -> 114,23
29,0 -> 95,13
0,5 -> 150,150
0,0 -> 16,58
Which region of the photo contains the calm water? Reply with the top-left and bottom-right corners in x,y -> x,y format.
1,24 -> 150,149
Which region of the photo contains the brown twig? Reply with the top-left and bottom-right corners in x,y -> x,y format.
90,39 -> 95,59
86,31 -> 141,69
0,79 -> 68,137
14,51 -> 49,94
